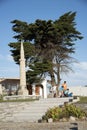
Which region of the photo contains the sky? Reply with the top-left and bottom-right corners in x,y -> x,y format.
0,0 -> 87,87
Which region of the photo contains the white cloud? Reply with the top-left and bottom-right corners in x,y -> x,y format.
6,54 -> 14,62
74,62 -> 87,71
61,61 -> 87,87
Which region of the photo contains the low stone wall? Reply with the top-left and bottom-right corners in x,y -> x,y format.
68,86 -> 87,96
3,95 -> 41,101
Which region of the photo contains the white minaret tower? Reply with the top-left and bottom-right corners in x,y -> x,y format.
18,41 -> 28,95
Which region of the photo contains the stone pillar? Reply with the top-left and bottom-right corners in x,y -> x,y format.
18,41 -> 28,95
41,79 -> 47,98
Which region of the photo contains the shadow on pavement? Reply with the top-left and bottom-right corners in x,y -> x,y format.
70,123 -> 78,130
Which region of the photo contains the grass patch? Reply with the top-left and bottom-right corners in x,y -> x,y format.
78,96 -> 87,103
0,99 -> 39,102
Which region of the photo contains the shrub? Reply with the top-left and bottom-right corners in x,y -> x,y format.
42,104 -> 87,122
64,104 -> 86,118
42,106 -> 62,121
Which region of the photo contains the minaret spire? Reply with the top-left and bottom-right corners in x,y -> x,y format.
18,41 -> 28,95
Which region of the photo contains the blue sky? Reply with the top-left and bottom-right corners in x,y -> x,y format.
0,0 -> 87,87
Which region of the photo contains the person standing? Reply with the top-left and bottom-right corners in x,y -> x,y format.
58,86 -> 64,97
52,84 -> 57,97
62,81 -> 67,91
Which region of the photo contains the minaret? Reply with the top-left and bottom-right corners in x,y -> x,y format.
18,41 -> 28,95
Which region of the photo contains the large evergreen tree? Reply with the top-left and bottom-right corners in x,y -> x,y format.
9,11 -> 83,92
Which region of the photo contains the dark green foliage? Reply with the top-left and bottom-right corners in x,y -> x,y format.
26,60 -> 52,84
9,11 -> 83,85
11,20 -> 29,41
8,42 -> 35,64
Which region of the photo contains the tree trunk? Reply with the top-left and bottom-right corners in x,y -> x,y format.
50,73 -> 55,86
56,65 -> 61,96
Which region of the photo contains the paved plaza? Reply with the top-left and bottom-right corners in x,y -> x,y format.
0,98 -> 87,130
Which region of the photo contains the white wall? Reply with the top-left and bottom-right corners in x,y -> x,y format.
41,79 -> 47,99
0,84 -> 2,95
68,86 -> 87,96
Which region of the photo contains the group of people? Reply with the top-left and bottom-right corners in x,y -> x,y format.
58,81 -> 73,97
50,81 -> 73,98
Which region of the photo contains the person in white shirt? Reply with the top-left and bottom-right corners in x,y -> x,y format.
52,84 -> 57,97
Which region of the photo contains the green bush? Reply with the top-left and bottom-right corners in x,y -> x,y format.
42,106 -> 62,121
64,104 -> 86,118
42,104 -> 87,121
